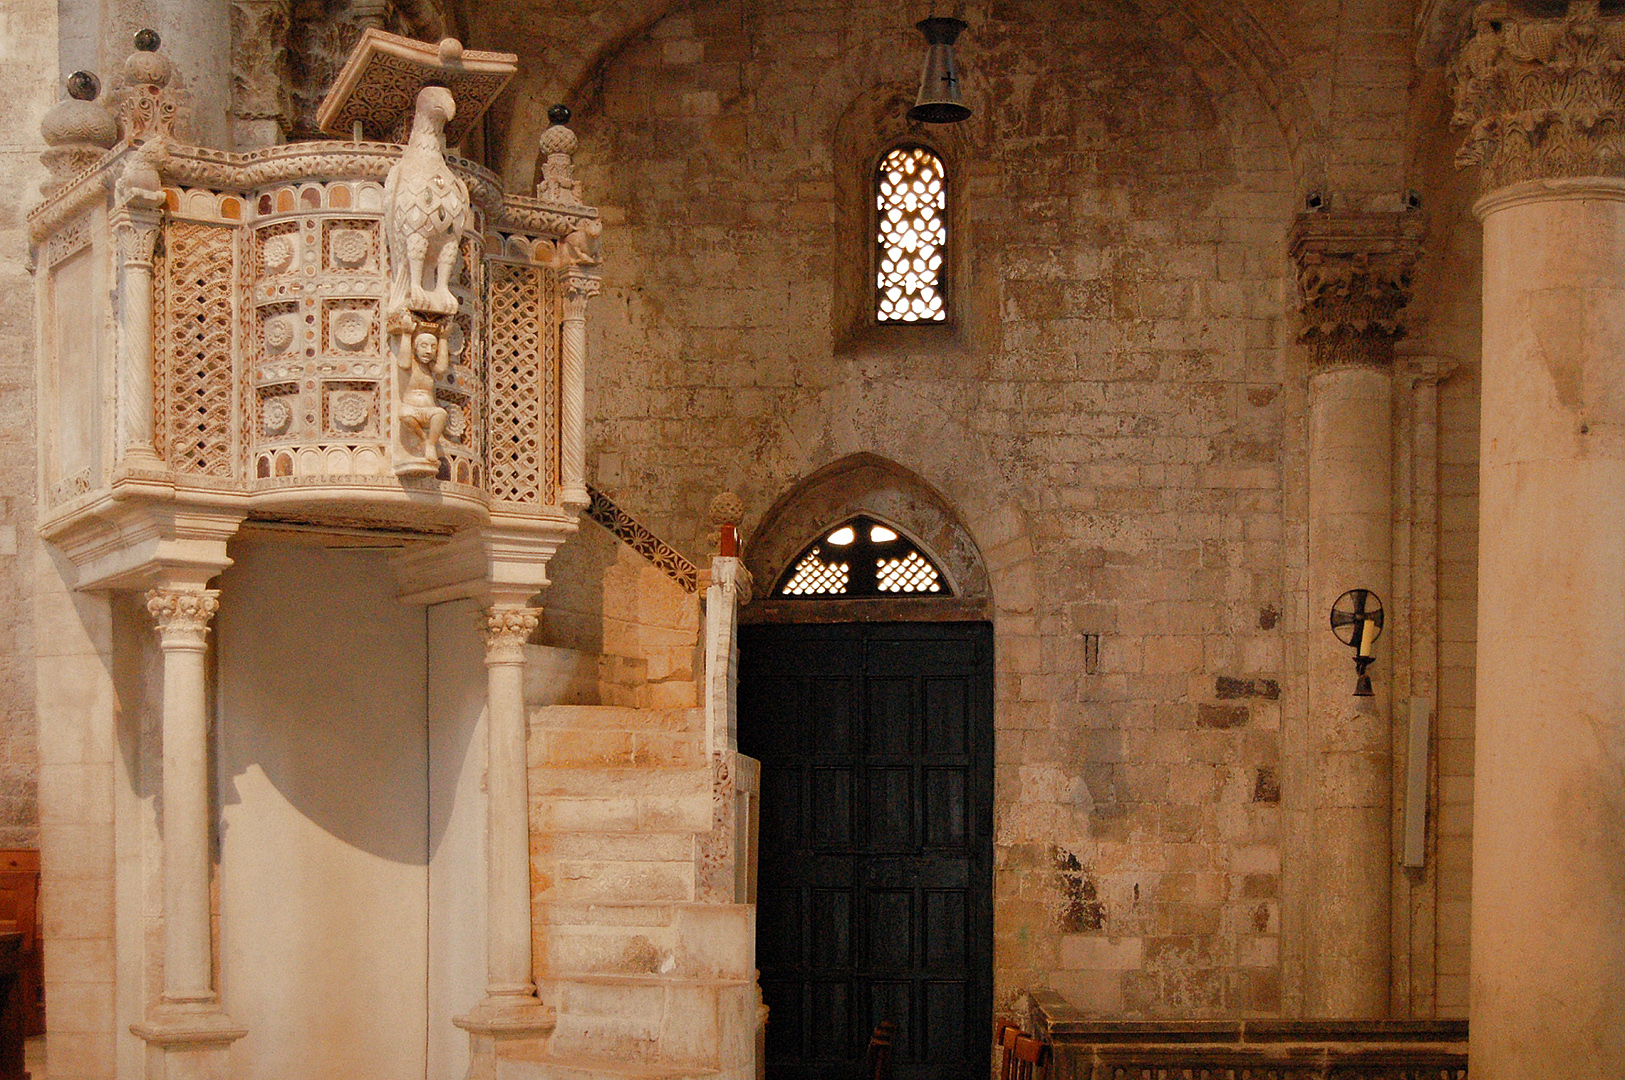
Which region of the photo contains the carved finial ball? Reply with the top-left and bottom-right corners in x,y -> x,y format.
538,113 -> 577,156
438,37 -> 463,63
124,33 -> 172,86
709,491 -> 745,527
66,71 -> 100,101
42,83 -> 118,148
548,104 -> 572,125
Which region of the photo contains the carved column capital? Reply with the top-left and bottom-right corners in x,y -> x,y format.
482,606 -> 540,665
1449,0 -> 1625,187
146,588 -> 221,649
1291,212 -> 1425,371
112,207 -> 163,269
563,268 -> 601,311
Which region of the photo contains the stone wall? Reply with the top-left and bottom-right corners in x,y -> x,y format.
0,0 -> 58,849
567,0 -> 1307,1018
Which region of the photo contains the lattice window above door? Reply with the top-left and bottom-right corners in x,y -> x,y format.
776,517 -> 950,598
875,146 -> 947,323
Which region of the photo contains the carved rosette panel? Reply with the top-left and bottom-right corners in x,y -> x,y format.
484,253 -> 558,505
1450,0 -> 1625,188
156,222 -> 239,475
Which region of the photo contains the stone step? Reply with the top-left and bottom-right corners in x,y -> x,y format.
539,976 -> 760,1072
524,645 -> 600,707
536,902 -> 754,981
531,705 -> 700,734
499,1051 -> 721,1080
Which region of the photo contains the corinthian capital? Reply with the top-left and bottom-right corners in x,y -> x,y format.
1449,0 -> 1625,188
146,588 -> 221,647
1291,212 -> 1425,371
482,606 -> 541,664
112,208 -> 163,269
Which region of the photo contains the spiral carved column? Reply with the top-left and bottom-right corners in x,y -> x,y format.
560,271 -> 599,511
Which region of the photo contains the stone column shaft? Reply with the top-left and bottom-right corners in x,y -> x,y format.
146,587 -> 221,1003
114,207 -> 164,469
560,273 -> 598,511
1292,212 -> 1422,1017
1447,5 -> 1625,1073
481,605 -> 543,1001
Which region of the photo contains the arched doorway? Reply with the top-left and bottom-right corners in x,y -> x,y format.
739,457 -> 993,1080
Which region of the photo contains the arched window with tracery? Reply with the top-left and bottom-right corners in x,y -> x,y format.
776,516 -> 950,598
875,146 -> 947,323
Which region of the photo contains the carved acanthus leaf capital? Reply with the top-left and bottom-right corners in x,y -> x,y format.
1291,212 -> 1425,371
482,606 -> 541,663
1449,0 -> 1625,188
112,207 -> 164,268
563,267 -> 602,317
146,588 -> 221,646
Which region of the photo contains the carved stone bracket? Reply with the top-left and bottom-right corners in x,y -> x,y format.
146,588 -> 222,649
1450,0 -> 1625,188
482,606 -> 540,665
1290,212 -> 1426,371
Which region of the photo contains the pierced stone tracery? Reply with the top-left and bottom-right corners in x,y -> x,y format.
875,146 -> 947,323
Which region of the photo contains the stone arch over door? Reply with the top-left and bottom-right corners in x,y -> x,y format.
743,452 -> 993,624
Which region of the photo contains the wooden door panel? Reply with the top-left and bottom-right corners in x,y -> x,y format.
742,622 -> 992,1080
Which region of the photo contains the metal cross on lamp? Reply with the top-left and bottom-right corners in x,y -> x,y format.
1331,589 -> 1384,697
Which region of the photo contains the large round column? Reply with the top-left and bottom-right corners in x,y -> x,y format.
1450,4 -> 1625,1074
1470,177 -> 1625,1077
1291,213 -> 1421,1017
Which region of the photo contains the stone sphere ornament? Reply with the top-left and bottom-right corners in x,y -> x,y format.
67,71 -> 101,100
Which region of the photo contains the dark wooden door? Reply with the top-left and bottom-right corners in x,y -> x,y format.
740,622 -> 993,1080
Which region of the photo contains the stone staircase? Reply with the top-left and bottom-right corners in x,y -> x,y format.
510,696 -> 758,1080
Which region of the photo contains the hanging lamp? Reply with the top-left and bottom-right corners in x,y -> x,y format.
908,16 -> 971,124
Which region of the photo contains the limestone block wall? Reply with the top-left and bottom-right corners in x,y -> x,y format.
0,0 -> 56,850
568,0 -> 1305,1018
554,0 -> 1489,1022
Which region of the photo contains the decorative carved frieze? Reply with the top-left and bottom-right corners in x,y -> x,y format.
1290,212 -> 1425,371
482,606 -> 541,664
585,485 -> 700,594
145,588 -> 222,647
1450,0 -> 1625,188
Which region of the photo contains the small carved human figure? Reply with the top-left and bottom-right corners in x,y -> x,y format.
395,324 -> 449,477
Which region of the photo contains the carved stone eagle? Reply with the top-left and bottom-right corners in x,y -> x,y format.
383,85 -> 471,322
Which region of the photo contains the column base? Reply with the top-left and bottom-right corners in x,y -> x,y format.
131,1003 -> 247,1080
454,996 -> 555,1080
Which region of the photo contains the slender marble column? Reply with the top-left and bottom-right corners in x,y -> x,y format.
1449,5 -> 1625,1073
112,205 -> 165,470
482,604 -> 542,1002
132,587 -> 244,1078
1291,212 -> 1421,1017
456,603 -> 550,1077
560,271 -> 599,511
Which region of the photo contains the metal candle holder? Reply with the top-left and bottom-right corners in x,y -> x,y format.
1330,589 -> 1384,697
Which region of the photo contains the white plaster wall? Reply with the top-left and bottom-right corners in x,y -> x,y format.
426,599 -> 487,1080
215,541 -> 429,1080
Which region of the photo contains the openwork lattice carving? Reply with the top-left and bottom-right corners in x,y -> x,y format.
776,517 -> 949,598
158,222 -> 238,475
585,484 -> 699,593
875,146 -> 946,323
485,259 -> 557,504
876,549 -> 942,593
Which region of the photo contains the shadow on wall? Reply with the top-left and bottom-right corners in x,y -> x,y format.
212,541 -> 431,865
